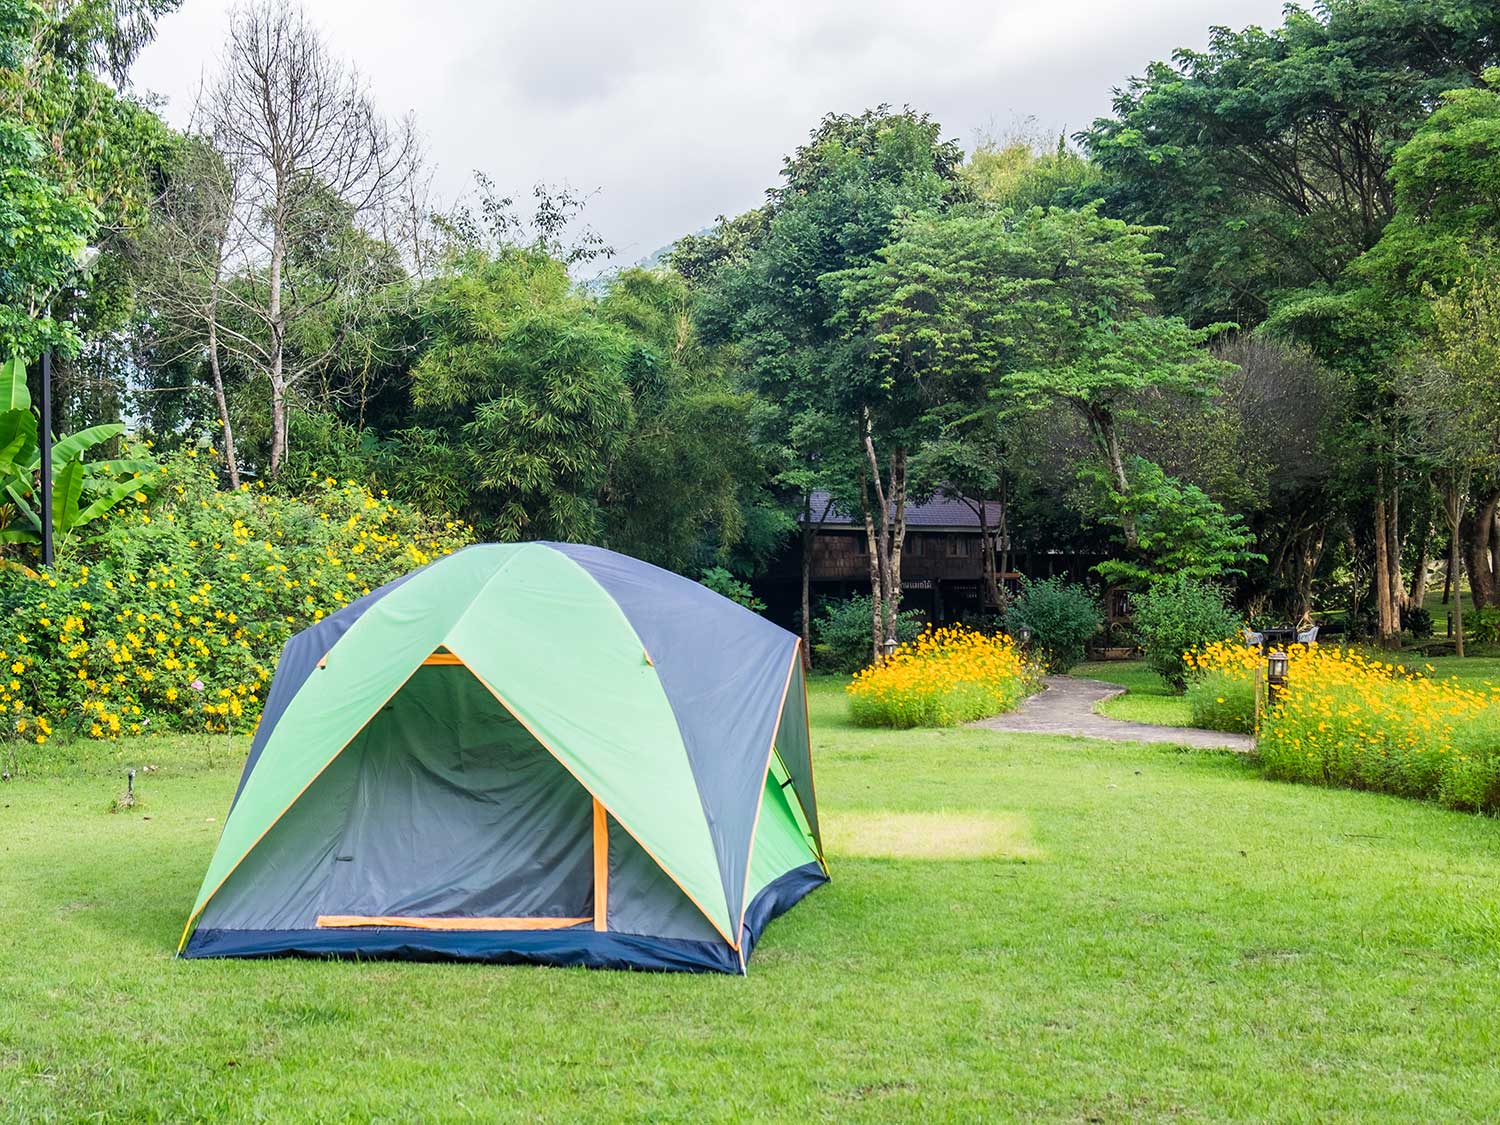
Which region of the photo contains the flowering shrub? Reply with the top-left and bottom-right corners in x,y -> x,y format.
1183,639 -> 1271,733
846,626 -> 1041,728
1188,641 -> 1500,812
1257,648 -> 1500,810
1,450 -> 472,749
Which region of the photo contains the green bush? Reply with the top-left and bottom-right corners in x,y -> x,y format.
1005,577 -> 1102,673
1132,574 -> 1241,690
813,595 -> 923,674
0,450 -> 472,750
697,566 -> 765,613
1186,669 -> 1256,733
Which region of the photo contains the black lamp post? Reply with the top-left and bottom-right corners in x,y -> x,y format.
39,351 -> 53,566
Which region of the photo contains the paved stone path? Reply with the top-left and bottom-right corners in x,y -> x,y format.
971,676 -> 1256,752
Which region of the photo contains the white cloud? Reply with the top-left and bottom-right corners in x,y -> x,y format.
132,0 -> 1288,269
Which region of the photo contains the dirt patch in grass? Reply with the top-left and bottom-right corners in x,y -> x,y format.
826,810 -> 1040,860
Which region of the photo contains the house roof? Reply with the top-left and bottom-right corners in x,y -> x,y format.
803,490 -> 1002,531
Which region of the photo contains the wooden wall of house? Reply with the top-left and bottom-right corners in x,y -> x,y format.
811,530 -> 988,582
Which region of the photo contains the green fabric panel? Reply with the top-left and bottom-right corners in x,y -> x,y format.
746,771 -> 818,906
443,544 -> 732,941
769,753 -> 817,858
185,545 -> 524,927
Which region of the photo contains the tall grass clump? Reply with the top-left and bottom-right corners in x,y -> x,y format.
847,626 -> 1040,728
1184,639 -> 1267,733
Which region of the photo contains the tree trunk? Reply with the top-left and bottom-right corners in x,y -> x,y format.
1373,472 -> 1398,648
267,231 -> 287,475
886,446 -> 908,643
1443,474 -> 1469,659
859,466 -> 884,666
1088,406 -> 1138,551
997,470 -> 1011,615
861,410 -> 904,657
205,297 -> 240,490
1463,491 -> 1500,611
1387,481 -> 1406,617
800,497 -> 814,672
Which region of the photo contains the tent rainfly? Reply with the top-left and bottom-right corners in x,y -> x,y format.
178,542 -> 826,973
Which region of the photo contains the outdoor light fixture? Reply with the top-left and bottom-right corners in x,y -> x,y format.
881,636 -> 899,662
1267,650 -> 1289,702
1017,624 -> 1034,647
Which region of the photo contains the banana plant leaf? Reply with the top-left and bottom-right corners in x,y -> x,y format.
0,356 -> 30,412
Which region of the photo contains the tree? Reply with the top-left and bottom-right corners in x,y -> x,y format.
203,0 -> 417,474
711,108 -> 963,662
137,136 -> 244,485
2,0 -> 181,431
596,268 -> 781,573
0,0 -> 97,361
1082,1 -> 1499,328
1405,251 -> 1500,653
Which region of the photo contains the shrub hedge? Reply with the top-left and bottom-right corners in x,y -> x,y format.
1,451 -> 471,750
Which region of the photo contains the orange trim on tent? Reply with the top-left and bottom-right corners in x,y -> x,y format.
593,800 -> 608,932
316,915 -> 589,932
458,659 -> 739,949
421,651 -> 464,666
734,641 -> 802,950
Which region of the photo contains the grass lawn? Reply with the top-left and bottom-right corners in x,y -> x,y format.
7,681 -> 1500,1119
1072,660 -> 1193,727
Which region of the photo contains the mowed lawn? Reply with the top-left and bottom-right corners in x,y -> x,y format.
6,681 -> 1500,1119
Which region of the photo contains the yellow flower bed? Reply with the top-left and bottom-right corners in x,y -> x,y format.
1187,641 -> 1500,811
847,626 -> 1040,728
2,451 -> 472,748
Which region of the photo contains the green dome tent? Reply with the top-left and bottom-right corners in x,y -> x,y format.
179,542 -> 826,974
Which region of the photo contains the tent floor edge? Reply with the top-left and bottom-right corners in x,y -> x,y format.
181,926 -> 744,975
739,861 -> 828,968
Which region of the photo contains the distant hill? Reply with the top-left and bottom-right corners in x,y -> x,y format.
581,227 -> 712,294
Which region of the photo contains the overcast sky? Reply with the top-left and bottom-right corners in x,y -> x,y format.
132,0 -> 1288,271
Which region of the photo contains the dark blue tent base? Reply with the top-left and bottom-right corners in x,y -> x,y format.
183,862 -> 827,974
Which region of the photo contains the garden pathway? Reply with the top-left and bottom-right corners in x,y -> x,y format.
971,676 -> 1256,752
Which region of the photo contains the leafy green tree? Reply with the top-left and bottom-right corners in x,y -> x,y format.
409,252 -> 635,540
1092,458 -> 1262,586
1132,574 -> 1242,690
597,268 -> 781,573
1082,1 -> 1498,328
1006,577 -> 1102,673
708,107 -> 964,661
0,0 -> 96,360
962,132 -> 1099,212
2,0 -> 180,429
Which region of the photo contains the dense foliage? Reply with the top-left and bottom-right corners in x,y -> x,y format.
812,594 -> 923,674
1131,575 -> 1243,690
1,451 -> 470,745
1005,578 -> 1101,673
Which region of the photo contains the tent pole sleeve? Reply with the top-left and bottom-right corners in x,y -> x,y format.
593,799 -> 608,932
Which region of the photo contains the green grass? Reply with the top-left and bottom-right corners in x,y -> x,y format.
1072,660 -> 1193,727
7,680 -> 1500,1118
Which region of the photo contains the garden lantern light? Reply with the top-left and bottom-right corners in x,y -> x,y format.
1267,650 -> 1289,702
881,636 -> 899,663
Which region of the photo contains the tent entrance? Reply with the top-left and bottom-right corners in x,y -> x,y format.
312,661 -> 607,932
